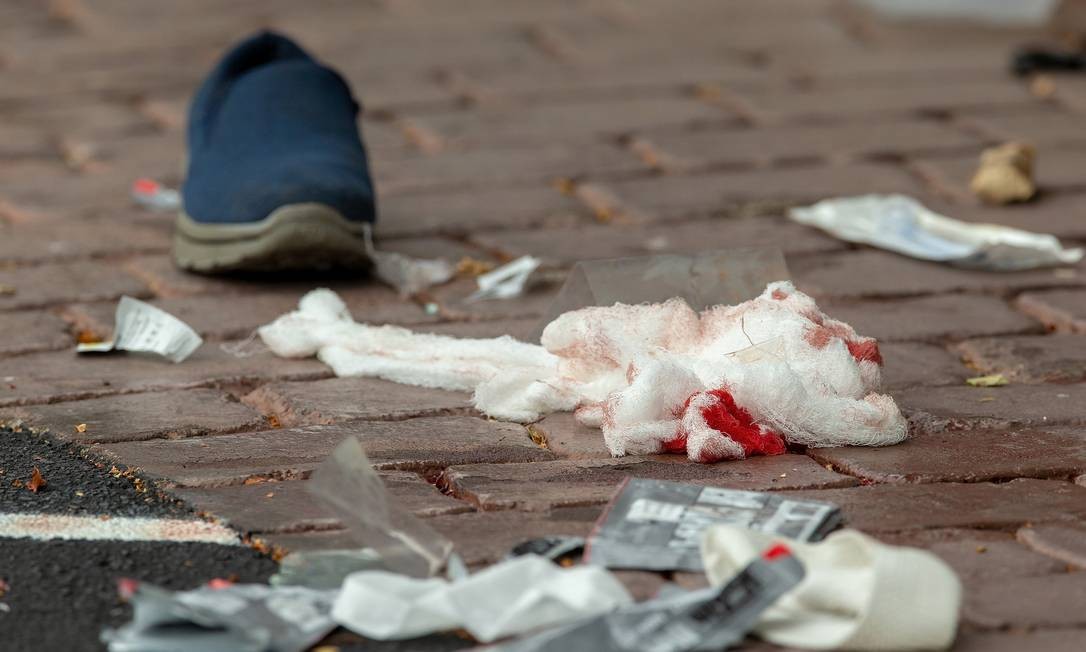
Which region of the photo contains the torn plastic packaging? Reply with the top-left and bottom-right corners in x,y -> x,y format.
101,580 -> 338,652
269,548 -> 386,590
331,554 -> 633,643
467,255 -> 543,302
789,194 -> 1083,270
362,224 -> 455,297
495,544 -> 805,652
306,436 -> 453,578
585,478 -> 841,572
531,247 -> 788,341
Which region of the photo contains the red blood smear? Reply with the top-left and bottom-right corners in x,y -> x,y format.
846,339 -> 883,365
762,543 -> 792,561
699,388 -> 787,458
804,326 -> 834,349
661,433 -> 687,454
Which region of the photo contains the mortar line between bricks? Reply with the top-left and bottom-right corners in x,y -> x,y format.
0,371 -> 334,409
804,451 -> 1086,486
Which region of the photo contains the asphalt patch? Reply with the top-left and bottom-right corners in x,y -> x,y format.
0,538 -> 277,651
0,425 -> 474,652
0,424 -> 188,518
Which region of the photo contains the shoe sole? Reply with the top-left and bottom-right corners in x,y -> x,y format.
173,203 -> 371,273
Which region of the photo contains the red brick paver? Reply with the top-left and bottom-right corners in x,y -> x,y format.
2,1 -> 1086,649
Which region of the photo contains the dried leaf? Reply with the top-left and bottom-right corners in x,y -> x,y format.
526,424 -> 548,449
75,329 -> 104,345
75,423 -> 88,433
27,466 -> 46,493
966,374 -> 1008,388
456,256 -> 496,277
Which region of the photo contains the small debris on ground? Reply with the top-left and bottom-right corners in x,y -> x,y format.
790,194 -> 1082,270
76,296 -> 203,363
456,256 -> 496,277
27,466 -> 46,493
970,142 -> 1037,205
966,374 -> 1009,387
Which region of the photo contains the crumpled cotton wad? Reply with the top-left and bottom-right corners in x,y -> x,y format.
331,554 -> 632,643
259,281 -> 907,462
700,526 -> 961,650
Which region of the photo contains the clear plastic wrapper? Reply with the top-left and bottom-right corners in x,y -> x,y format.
307,437 -> 453,578
585,478 -> 841,572
531,248 -> 788,341
101,580 -> 337,652
789,194 -> 1083,270
332,554 -> 632,643
363,224 -> 455,296
496,544 -> 805,652
270,548 -> 385,589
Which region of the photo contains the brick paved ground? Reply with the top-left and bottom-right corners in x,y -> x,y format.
2,1 -> 1086,649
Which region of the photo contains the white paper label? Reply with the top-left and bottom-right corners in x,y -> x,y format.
77,296 -> 202,363
626,498 -> 685,523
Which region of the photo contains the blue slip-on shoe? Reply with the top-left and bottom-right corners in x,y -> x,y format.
175,31 -> 376,272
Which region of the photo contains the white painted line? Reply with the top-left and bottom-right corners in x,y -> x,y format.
0,513 -> 240,545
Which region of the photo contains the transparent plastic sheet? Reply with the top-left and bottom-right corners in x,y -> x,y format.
789,194 -> 1083,270
331,554 -> 633,643
531,248 -> 789,341
494,546 -> 805,652
362,224 -> 455,297
101,581 -> 338,652
306,437 -> 452,578
270,549 -> 386,590
585,478 -> 841,572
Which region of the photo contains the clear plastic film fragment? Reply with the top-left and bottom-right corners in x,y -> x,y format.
306,437 -> 453,577
532,248 -> 788,341
789,194 -> 1083,271
362,224 -> 455,297
270,549 -> 386,590
102,580 -> 337,652
495,545 -> 805,652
